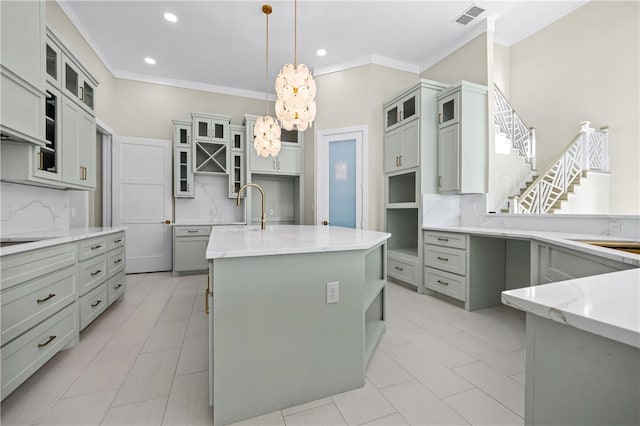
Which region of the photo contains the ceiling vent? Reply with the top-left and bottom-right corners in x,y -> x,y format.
454,4 -> 485,25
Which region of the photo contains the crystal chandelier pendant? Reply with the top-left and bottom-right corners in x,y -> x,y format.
275,0 -> 316,131
254,4 -> 281,158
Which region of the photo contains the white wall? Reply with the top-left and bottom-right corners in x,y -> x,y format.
509,1 -> 639,214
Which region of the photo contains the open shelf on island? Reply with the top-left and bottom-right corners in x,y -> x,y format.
364,319 -> 385,363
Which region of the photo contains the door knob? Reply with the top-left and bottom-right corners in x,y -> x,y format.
322,220 -> 330,226
164,219 -> 171,224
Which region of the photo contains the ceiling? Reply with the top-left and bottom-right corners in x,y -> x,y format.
58,0 -> 586,99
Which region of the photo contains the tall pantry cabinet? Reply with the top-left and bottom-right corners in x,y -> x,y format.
383,79 -> 448,292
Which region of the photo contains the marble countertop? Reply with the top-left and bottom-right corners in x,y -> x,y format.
206,225 -> 390,259
423,225 -> 639,347
502,269 -> 640,348
0,227 -> 126,256
172,222 -> 246,226
422,225 -> 639,266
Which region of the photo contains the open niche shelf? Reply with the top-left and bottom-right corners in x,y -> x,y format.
387,171 -> 417,206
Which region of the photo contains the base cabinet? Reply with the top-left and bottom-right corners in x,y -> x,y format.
173,226 -> 212,273
0,230 -> 126,400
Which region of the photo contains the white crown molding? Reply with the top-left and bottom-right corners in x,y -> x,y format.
418,24 -> 487,73
314,54 -> 419,77
55,0 -> 115,77
113,70 -> 272,101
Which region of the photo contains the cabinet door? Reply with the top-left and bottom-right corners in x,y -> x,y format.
230,126 -> 244,151
276,146 -> 301,175
398,120 -> 419,170
438,92 -> 459,128
401,92 -> 418,122
229,152 -> 245,198
35,87 -> 62,181
45,39 -> 61,87
173,237 -> 210,272
250,148 -> 276,173
384,103 -> 401,132
62,96 -> 96,189
175,147 -> 194,197
174,124 -> 191,147
193,116 -> 228,143
437,125 -> 460,192
383,128 -> 400,173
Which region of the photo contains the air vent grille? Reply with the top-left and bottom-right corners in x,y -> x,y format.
454,4 -> 486,25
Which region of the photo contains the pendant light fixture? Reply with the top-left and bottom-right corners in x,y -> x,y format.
275,0 -> 317,132
254,4 -> 282,158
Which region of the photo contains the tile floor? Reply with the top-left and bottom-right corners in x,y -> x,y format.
1,272 -> 526,426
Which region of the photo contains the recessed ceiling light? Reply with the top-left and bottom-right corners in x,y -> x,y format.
144,57 -> 156,65
316,49 -> 327,57
164,12 -> 178,23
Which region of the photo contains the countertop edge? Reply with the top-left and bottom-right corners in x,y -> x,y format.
0,227 -> 127,256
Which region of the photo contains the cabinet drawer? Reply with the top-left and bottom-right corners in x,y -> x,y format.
424,245 -> 467,275
424,231 -> 467,249
78,236 -> 107,261
79,282 -> 108,330
107,271 -> 126,306
1,243 -> 76,291
107,248 -> 125,277
424,267 -> 466,301
387,258 -> 418,285
107,232 -> 125,251
174,226 -> 212,237
1,301 -> 79,400
79,255 -> 107,295
1,265 -> 77,346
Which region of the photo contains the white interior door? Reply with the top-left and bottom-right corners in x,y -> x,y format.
113,136 -> 173,273
316,126 -> 368,229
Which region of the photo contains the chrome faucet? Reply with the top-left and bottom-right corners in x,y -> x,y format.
237,183 -> 267,230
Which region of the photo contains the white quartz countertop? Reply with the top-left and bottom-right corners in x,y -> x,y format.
206,225 -> 390,259
422,225 -> 639,266
0,227 -> 126,256
422,225 -> 640,347
502,269 -> 640,348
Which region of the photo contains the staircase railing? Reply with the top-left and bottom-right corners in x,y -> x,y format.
494,85 -> 537,170
510,121 -> 609,214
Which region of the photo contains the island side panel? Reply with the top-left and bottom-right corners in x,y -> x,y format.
211,250 -> 366,425
525,313 -> 640,426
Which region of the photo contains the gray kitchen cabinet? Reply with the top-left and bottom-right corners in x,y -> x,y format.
249,144 -> 301,175
436,81 -> 487,194
1,29 -> 98,190
192,113 -> 230,175
173,226 -> 212,273
384,105 -> 420,173
173,120 -> 194,198
383,79 -> 449,291
532,241 -> 634,285
0,0 -> 47,146
423,230 -> 469,301
0,230 -> 126,400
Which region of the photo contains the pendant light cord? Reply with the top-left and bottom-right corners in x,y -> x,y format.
265,9 -> 269,116
294,0 -> 297,67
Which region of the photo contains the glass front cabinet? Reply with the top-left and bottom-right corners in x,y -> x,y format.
173,120 -> 194,197
384,90 -> 420,132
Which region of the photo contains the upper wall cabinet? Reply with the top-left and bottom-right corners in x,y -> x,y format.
0,0 -> 47,146
384,91 -> 419,132
192,113 -> 229,143
0,27 -> 99,190
436,81 -> 487,194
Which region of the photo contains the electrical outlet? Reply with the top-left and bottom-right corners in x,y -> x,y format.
269,209 -> 274,216
326,281 -> 339,304
609,221 -> 621,234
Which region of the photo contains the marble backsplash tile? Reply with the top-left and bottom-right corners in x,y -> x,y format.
0,182 -> 71,234
422,194 -> 461,226
174,175 -> 244,224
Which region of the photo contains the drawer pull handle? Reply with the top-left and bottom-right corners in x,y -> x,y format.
91,270 -> 102,276
91,300 -> 102,308
114,259 -> 123,264
37,293 -> 56,304
394,266 -> 404,271
437,256 -> 449,262
187,230 -> 199,233
113,239 -> 123,243
437,237 -> 449,242
437,280 -> 449,286
205,276 -> 211,315
37,335 -> 57,348
91,244 -> 102,250
114,284 -> 123,290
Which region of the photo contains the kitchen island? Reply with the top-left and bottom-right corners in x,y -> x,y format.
205,225 -> 390,425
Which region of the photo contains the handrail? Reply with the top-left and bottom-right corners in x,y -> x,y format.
510,121 -> 609,214
494,85 -> 536,170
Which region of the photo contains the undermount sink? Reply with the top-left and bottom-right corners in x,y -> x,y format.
579,241 -> 640,255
